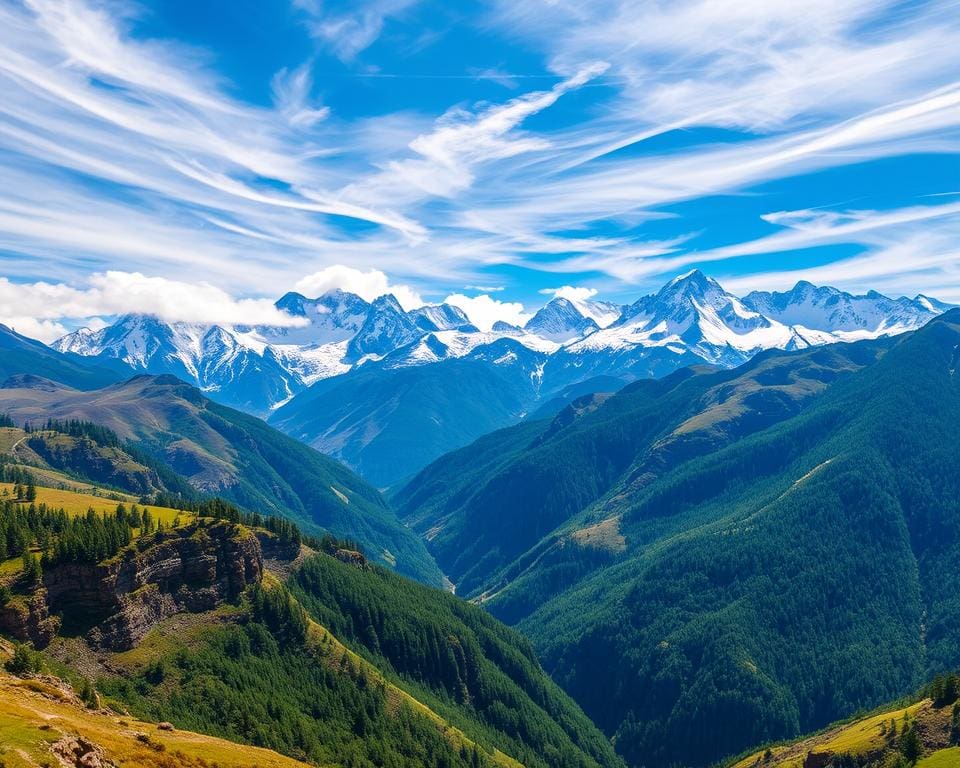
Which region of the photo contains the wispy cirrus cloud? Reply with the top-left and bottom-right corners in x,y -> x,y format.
1,0 -> 960,339
294,0 -> 422,62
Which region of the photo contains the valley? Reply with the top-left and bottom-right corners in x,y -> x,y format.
2,2 -> 958,765
0,286 -> 958,768
51,273 -> 952,487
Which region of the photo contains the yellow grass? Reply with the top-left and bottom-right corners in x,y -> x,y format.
918,746 -> 960,767
0,669 -> 314,768
818,702 -> 923,755
0,483 -> 188,525
570,516 -> 626,553
733,701 -> 928,768
0,427 -> 26,453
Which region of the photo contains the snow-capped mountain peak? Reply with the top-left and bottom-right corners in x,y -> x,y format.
346,294 -> 423,360
524,297 -> 600,342
408,303 -> 475,332
261,289 -> 369,345
50,275 -> 954,418
742,281 -> 943,337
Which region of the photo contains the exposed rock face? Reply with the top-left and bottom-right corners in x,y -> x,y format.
0,589 -> 61,648
256,531 -> 301,562
803,752 -> 832,768
43,521 -> 263,650
333,548 -> 368,569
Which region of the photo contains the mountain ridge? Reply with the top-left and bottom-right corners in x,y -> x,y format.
52,273 -> 951,415
47,274 -> 957,486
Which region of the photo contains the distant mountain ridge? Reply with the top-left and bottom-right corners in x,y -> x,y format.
50,272 -> 954,484
53,273 -> 949,415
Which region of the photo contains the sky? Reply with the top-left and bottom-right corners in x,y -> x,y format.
0,0 -> 959,341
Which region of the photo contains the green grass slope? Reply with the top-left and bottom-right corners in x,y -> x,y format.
732,672 -> 960,768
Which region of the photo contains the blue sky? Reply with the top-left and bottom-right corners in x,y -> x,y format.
0,0 -> 959,339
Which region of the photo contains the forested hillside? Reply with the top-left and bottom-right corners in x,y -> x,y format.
732,671 -> 960,768
399,310 -> 960,767
289,554 -> 622,768
397,338 -> 891,600
271,348 -> 547,488
0,474 -> 620,768
0,374 -> 440,584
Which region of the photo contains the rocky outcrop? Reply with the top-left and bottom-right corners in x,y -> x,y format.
0,589 -> 60,648
333,548 -> 368,569
43,521 -> 263,651
256,531 -> 301,562
53,734 -> 116,768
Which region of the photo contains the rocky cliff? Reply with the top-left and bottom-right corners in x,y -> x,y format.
0,589 -> 60,647
38,521 -> 267,650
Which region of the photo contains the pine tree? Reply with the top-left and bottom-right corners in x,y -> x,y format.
6,644 -> 33,675
899,724 -> 922,764
24,479 -> 36,503
21,550 -> 41,586
79,678 -> 98,709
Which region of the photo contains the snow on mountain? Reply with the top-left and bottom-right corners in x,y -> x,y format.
569,298 -> 623,328
269,341 -> 351,387
51,274 -> 955,418
567,270 -> 792,363
524,298 -> 600,342
346,294 -> 424,360
741,281 -> 942,339
915,295 -> 957,313
408,304 -> 476,332
259,289 -> 370,345
383,328 -> 560,369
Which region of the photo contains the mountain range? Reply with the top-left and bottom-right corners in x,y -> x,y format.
4,290 -> 960,768
51,272 -> 953,486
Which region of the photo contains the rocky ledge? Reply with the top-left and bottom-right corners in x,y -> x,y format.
40,521 -> 265,650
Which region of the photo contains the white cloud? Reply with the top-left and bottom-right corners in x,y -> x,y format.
0,272 -> 307,338
0,316 -> 69,344
295,0 -> 421,62
294,265 -> 424,309
465,284 -> 505,292
271,64 -> 331,129
0,0 -> 959,303
602,198 -> 960,286
346,61 -> 609,203
539,286 -> 599,302
85,317 -> 109,332
443,293 -> 532,331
